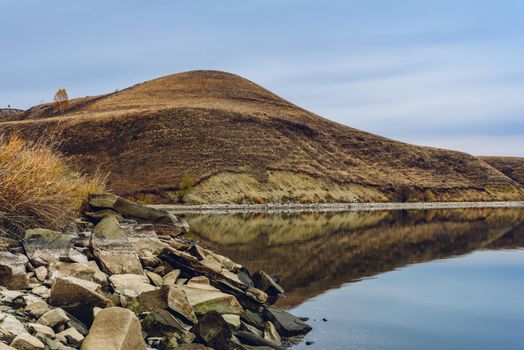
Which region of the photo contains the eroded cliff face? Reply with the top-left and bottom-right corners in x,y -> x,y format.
2,70 -> 523,203
187,208 -> 524,307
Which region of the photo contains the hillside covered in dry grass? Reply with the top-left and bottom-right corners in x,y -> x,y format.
1,70 -> 523,203
480,156 -> 524,187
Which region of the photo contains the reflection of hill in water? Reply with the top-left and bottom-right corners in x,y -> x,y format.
187,208 -> 524,308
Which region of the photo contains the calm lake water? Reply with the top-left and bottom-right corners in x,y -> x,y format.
185,208 -> 524,350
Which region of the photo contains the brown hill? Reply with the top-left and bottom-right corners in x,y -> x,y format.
1,70 -> 523,203
479,156 -> 524,187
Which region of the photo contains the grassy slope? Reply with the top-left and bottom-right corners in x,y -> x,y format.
1,70 -> 523,203
480,156 -> 524,186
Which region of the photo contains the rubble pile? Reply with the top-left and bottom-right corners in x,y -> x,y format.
0,194 -> 311,349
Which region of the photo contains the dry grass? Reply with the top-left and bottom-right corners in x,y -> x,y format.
0,136 -> 106,237
1,70 -> 523,203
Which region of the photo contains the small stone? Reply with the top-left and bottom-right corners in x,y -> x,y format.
10,333 -> 45,350
56,327 -> 84,347
0,252 -> 29,289
25,301 -> 50,319
34,267 -> 48,282
145,271 -> 163,287
37,308 -> 70,328
263,321 -> 282,345
27,322 -> 55,339
161,269 -> 180,286
222,314 -> 241,330
31,285 -> 50,299
109,274 -> 156,298
306,340 -> 314,345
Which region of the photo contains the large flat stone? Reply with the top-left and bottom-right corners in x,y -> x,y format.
80,307 -> 147,350
90,216 -> 143,275
0,252 -> 28,289
109,274 -> 156,298
48,261 -> 107,286
23,228 -> 87,266
88,193 -> 178,223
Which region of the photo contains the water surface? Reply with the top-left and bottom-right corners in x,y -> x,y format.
185,208 -> 524,349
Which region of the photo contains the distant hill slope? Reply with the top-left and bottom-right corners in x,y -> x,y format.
0,108 -> 23,121
1,70 -> 523,203
480,157 -> 524,186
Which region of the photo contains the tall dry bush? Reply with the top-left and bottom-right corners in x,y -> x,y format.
0,136 -> 106,237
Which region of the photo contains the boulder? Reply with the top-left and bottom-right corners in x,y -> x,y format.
23,229 -> 87,267
88,193 -> 178,224
263,308 -> 311,337
109,274 -> 156,298
0,252 -> 28,289
90,216 -> 143,275
10,333 -> 45,350
49,277 -> 110,322
0,343 -> 16,349
80,307 -> 147,350
193,311 -> 232,350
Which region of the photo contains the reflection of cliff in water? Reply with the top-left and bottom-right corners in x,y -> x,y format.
186,208 -> 524,308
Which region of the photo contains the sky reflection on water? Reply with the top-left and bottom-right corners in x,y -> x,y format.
186,208 -> 524,349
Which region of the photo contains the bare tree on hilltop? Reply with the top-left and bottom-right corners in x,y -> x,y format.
53,88 -> 69,113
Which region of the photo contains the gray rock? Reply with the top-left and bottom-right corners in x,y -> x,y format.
10,333 -> 45,350
263,308 -> 311,337
0,252 -> 29,289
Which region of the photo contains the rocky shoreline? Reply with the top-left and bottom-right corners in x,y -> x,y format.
0,194 -> 311,350
153,200 -> 524,214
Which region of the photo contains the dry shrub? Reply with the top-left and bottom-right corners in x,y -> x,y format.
0,136 -> 106,236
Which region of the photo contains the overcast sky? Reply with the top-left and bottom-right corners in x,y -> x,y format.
1,0 -> 523,156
